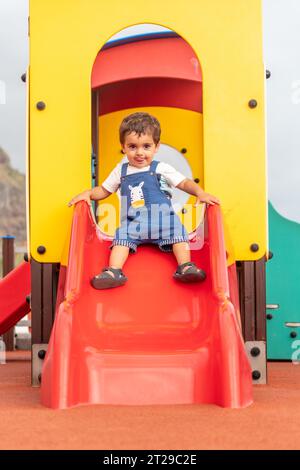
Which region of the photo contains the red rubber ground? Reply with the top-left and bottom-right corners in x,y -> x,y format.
0,356 -> 297,450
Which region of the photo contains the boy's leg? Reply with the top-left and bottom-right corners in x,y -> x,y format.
106,245 -> 130,277
91,245 -> 130,289
172,242 -> 191,272
172,242 -> 206,281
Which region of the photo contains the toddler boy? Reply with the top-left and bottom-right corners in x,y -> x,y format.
68,112 -> 219,289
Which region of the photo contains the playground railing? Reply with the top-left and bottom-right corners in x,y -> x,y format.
1,236 -> 30,351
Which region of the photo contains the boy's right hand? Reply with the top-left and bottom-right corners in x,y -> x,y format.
68,190 -> 92,207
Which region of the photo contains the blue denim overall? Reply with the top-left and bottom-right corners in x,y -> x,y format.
112,160 -> 189,253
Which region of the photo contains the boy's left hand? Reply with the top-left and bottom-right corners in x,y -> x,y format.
194,192 -> 220,207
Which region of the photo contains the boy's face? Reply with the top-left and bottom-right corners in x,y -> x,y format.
122,132 -> 160,168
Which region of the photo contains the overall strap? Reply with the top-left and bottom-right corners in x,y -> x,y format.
150,160 -> 160,172
121,162 -> 129,178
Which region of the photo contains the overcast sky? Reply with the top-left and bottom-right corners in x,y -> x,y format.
0,0 -> 28,172
1,0 -> 300,222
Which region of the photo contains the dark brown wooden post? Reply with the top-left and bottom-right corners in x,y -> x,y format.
1,235 -> 15,350
240,261 -> 256,341
237,257 -> 267,384
31,259 -> 43,345
31,259 -> 60,344
255,257 -> 266,341
237,258 -> 266,342
31,259 -> 60,386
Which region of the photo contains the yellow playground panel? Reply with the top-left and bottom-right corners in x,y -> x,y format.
28,0 -> 267,263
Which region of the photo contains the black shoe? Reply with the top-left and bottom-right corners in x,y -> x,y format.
173,262 -> 206,283
91,267 -> 128,290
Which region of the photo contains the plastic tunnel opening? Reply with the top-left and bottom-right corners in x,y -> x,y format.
90,24 -> 204,238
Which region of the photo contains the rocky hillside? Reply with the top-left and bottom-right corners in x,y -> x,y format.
0,147 -> 26,243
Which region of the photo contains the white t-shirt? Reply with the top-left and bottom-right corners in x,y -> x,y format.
102,161 -> 186,197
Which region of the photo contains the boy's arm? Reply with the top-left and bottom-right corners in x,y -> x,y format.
176,178 -> 220,206
68,162 -> 121,207
68,185 -> 111,207
90,185 -> 112,201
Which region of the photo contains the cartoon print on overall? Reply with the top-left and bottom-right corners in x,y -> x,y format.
128,181 -> 145,208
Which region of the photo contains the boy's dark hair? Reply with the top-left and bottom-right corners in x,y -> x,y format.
119,112 -> 161,145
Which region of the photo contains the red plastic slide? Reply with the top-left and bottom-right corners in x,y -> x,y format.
41,202 -> 253,409
0,261 -> 31,335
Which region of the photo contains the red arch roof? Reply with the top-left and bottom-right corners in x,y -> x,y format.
91,36 -> 202,89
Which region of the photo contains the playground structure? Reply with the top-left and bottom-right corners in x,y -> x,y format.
0,0 -> 268,407
266,203 -> 300,359
0,237 -> 31,349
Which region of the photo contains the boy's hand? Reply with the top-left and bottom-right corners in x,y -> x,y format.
68,190 -> 92,207
176,179 -> 220,208
194,192 -> 220,207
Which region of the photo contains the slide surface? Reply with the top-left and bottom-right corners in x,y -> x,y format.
0,261 -> 31,335
41,202 -> 253,409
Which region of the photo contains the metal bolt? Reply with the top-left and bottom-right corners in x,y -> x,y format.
266,70 -> 271,79
180,148 -> 187,154
252,370 -> 261,380
182,208 -> 187,214
38,349 -> 46,360
194,178 -> 200,183
290,331 -> 297,339
21,73 -> 26,83
248,99 -> 258,109
250,347 -> 261,357
250,243 -> 259,252
26,295 -> 31,305
266,314 -> 273,320
36,101 -> 46,110
37,245 -> 46,254
24,253 -> 29,262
